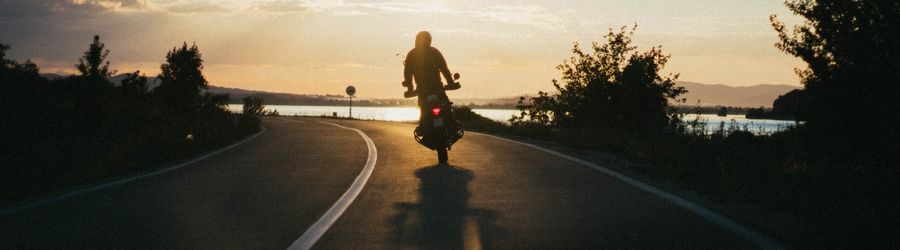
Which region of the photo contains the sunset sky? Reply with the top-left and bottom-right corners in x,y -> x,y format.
0,0 -> 805,99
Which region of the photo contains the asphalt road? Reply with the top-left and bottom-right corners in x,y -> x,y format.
1,117 -> 773,249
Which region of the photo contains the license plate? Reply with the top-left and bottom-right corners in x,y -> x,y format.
433,118 -> 444,127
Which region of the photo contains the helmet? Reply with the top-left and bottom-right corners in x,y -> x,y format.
415,31 -> 432,48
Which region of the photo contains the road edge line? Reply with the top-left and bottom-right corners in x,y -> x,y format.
287,122 -> 378,250
0,126 -> 267,216
473,132 -> 784,250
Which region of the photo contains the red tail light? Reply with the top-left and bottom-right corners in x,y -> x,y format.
431,107 -> 442,116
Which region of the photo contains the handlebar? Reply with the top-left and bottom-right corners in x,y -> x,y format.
402,73 -> 461,98
444,82 -> 461,90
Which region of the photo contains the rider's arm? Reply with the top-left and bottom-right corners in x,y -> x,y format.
434,48 -> 454,86
403,51 -> 414,88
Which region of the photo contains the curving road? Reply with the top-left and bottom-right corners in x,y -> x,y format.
1,117 -> 775,249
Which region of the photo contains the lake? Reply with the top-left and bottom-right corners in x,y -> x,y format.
228,105 -> 798,134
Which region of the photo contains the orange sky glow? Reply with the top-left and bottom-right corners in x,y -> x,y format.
0,0 -> 805,98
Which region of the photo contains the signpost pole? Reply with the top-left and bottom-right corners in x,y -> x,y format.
346,85 -> 356,119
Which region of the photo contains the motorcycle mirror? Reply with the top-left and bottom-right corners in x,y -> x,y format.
453,73 -> 460,80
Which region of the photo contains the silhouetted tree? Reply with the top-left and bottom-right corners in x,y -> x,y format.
1,42 -> 45,124
513,25 -> 686,137
119,70 -> 148,97
236,96 -> 264,135
771,89 -> 804,119
512,92 -> 555,126
1,42 -> 43,119
772,1 -> 900,246
155,42 -> 208,109
0,42 -> 8,64
1,42 -> 40,77
771,1 -> 899,168
242,96 -> 265,116
745,107 -> 768,119
76,35 -> 116,81
1,38 -> 253,203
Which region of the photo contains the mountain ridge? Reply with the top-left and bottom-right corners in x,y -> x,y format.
40,74 -> 799,107
675,81 -> 800,108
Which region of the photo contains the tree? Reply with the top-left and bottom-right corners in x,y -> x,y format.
772,2 -> 899,245
0,42 -> 9,65
1,42 -> 39,76
514,25 -> 686,136
155,42 -> 208,109
76,35 -> 115,80
1,42 -> 43,107
242,96 -> 265,116
771,89 -> 804,119
120,70 -> 148,97
771,1 -> 899,168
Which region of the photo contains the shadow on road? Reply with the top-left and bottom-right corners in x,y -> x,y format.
390,165 -> 504,249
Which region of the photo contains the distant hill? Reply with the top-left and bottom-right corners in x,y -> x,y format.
40,73 -> 68,80
43,73 -> 348,105
41,74 -> 795,108
676,81 -> 800,108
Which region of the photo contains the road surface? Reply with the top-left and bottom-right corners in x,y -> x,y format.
1,117 -> 774,249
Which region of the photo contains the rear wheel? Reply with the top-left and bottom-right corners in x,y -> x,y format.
437,148 -> 448,164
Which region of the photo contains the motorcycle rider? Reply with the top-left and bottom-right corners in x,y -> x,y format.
403,31 -> 460,129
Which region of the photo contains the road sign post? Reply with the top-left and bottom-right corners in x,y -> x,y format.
346,85 -> 356,119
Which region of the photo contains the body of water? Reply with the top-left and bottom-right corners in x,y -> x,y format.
681,114 -> 799,134
229,105 -> 797,134
227,105 -> 516,122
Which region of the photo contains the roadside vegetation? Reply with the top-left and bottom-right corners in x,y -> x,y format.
456,0 -> 898,246
0,36 -> 263,203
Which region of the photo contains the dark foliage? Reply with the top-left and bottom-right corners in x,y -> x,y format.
0,37 -> 256,203
155,43 -> 209,111
512,25 -> 686,150
771,89 -> 803,118
501,9 -> 898,245
771,0 -> 900,246
76,35 -> 116,81
452,106 -> 507,133
772,0 -> 899,170
120,70 -> 149,97
237,96 -> 265,136
242,96 -> 266,116
745,89 -> 804,120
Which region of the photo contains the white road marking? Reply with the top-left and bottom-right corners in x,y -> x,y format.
287,121 -> 378,250
0,126 -> 267,216
474,132 -> 784,250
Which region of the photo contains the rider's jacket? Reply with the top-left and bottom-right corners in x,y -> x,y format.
404,46 -> 448,97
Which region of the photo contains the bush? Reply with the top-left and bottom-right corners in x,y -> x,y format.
512,25 -> 686,138
1,37 -> 253,203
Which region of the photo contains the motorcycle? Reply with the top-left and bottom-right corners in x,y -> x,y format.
403,73 -> 464,164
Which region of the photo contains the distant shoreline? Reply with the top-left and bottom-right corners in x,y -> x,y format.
226,102 -> 794,118
226,101 -> 519,110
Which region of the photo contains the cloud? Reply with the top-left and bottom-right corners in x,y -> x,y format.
340,62 -> 383,69
357,2 -> 452,14
67,0 -> 150,11
165,1 -> 229,13
470,5 -> 565,30
291,1 -> 452,15
432,29 -> 487,35
0,0 -> 150,16
297,0 -> 347,12
256,0 -> 310,13
301,2 -> 567,29
332,10 -> 368,16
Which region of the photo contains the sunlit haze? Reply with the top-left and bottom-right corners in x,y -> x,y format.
0,0 -> 804,98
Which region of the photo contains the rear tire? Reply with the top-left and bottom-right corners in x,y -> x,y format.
437,148 -> 448,164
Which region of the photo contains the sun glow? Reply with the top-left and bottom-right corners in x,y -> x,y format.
2,0 -> 804,99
